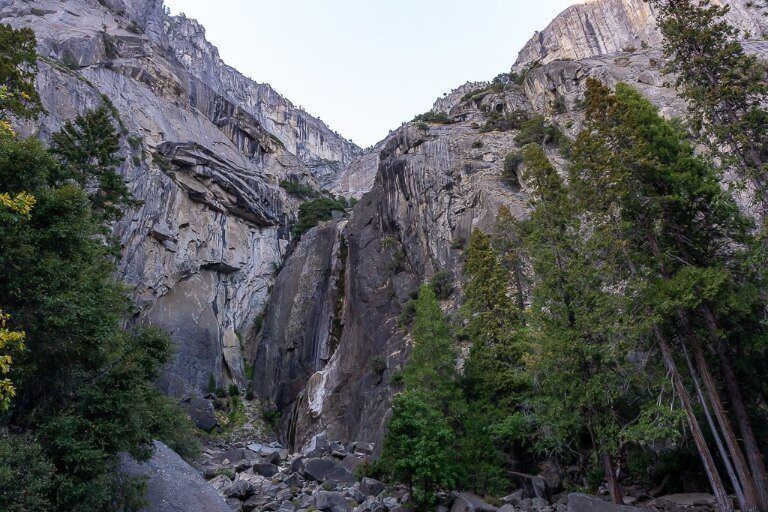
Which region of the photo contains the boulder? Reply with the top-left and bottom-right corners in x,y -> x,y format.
303,457 -> 353,483
451,492 -> 498,512
567,493 -> 644,512
314,490 -> 351,512
511,472 -> 549,500
306,431 -> 330,456
119,441 -> 230,512
360,477 -> 386,497
184,397 -> 218,432
224,479 -> 255,499
253,462 -> 280,477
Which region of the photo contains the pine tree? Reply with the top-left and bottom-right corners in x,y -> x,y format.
51,105 -> 138,223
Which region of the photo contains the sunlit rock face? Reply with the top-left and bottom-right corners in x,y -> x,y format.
514,0 -> 767,68
2,0 -> 358,397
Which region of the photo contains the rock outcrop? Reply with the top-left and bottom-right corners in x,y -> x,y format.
2,0 -> 358,397
120,441 -> 231,512
515,0 -> 768,68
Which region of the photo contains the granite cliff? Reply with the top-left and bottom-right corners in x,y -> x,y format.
249,0 -> 768,451
1,0 -> 359,397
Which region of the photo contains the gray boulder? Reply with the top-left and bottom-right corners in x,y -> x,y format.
451,493 -> 498,512
120,441 -> 230,512
224,479 -> 256,499
253,462 -> 280,477
303,457 -> 353,483
567,494 -> 643,512
314,491 -> 351,512
184,397 -> 218,432
360,477 -> 386,497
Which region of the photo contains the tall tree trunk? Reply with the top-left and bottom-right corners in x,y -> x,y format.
653,324 -> 733,512
681,339 -> 749,511
677,309 -> 759,511
602,453 -> 623,505
702,306 -> 768,512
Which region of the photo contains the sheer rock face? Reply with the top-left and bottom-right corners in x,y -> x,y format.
2,0 -> 357,397
514,0 -> 768,68
251,0 -> 768,449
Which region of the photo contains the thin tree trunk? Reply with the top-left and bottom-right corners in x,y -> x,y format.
702,306 -> 768,512
677,309 -> 758,511
681,340 -> 749,511
653,324 -> 733,512
602,453 -> 623,505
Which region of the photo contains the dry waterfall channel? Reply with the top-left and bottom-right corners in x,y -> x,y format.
4,0 -> 768,510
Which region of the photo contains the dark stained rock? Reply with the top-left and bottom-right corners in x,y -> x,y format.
224,479 -> 255,499
302,457 -> 353,483
120,441 -> 230,512
450,492 -> 498,512
511,471 -> 550,500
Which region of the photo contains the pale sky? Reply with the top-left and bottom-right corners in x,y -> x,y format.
164,0 -> 581,148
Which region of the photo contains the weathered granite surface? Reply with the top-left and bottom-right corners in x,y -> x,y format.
514,0 -> 767,68
1,0 -> 358,397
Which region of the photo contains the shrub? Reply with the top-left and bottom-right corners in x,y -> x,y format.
514,116 -> 567,147
228,384 -> 240,397
371,356 -> 387,374
413,111 -> 455,124
471,140 -> 483,149
293,197 -> 348,237
480,109 -> 530,133
502,151 -> 523,187
215,387 -> 227,398
207,373 -> 217,394
280,179 -> 316,198
399,298 -> 418,327
430,270 -> 454,300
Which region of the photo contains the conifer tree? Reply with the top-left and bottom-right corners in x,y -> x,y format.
0,23 -> 42,120
649,0 -> 768,229
570,78 -> 768,512
51,105 -> 138,223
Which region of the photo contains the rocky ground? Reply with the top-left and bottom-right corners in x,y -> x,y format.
183,396 -> 721,512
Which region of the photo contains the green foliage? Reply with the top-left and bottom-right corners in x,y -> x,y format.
379,392 -> 459,509
51,105 -> 139,222
513,116 -> 567,147
480,109 -> 530,133
280,179 -> 316,198
502,151 -> 523,187
208,373 -> 217,394
371,356 -> 387,374
429,270 -> 454,300
293,197 -> 348,238
0,431 -> 54,512
413,111 -> 455,125
0,24 -> 42,119
0,117 -> 198,509
381,286 -> 506,506
650,0 -> 768,225
229,383 -> 240,397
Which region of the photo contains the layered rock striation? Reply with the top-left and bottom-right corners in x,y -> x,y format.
2,0 -> 359,397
